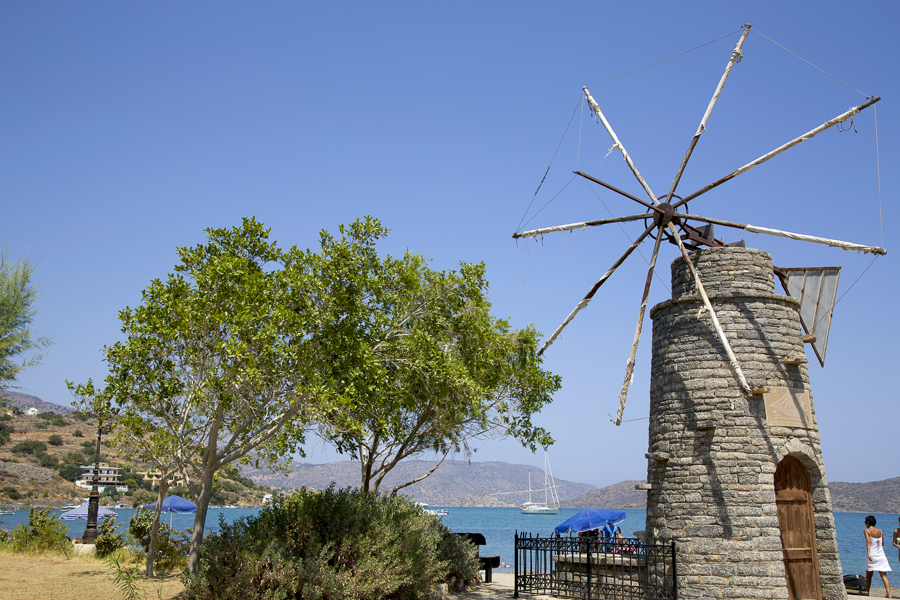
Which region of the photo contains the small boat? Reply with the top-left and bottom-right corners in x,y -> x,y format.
521,451 -> 560,515
415,502 -> 448,517
0,510 -> 15,515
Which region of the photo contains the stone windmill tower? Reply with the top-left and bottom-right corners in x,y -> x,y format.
512,25 -> 885,600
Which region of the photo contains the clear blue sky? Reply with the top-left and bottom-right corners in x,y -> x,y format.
2,2 -> 897,489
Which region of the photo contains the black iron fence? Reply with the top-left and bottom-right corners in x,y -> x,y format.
514,532 -> 677,600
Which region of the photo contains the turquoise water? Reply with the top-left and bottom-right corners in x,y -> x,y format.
1,506 -> 896,586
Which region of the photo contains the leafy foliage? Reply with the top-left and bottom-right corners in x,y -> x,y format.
36,451 -> 58,467
11,440 -> 46,455
58,464 -> 80,481
0,421 -> 12,445
0,247 -> 52,388
73,429 -> 83,437
128,507 -> 187,570
435,523 -> 480,589
95,515 -> 127,557
47,434 -> 63,446
10,507 -> 67,552
185,486 -> 447,600
315,235 -> 561,493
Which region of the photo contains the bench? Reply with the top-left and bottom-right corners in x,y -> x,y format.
455,532 -> 501,583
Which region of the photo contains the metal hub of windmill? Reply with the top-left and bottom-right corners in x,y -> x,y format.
512,24 -> 886,426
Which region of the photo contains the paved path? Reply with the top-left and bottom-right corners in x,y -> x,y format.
457,575 -> 890,599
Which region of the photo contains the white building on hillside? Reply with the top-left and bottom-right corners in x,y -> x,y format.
75,463 -> 128,493
25,407 -> 39,416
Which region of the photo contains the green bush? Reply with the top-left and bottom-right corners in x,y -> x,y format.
95,515 -> 126,558
37,451 -> 58,468
10,507 -> 68,552
184,486 -> 448,600
73,429 -> 83,438
2,486 -> 21,500
0,422 -> 13,444
58,464 -> 81,482
435,524 -> 480,589
48,434 -> 63,446
35,423 -> 48,429
128,507 -> 187,570
64,452 -> 86,464
11,440 -> 46,455
81,440 -> 96,452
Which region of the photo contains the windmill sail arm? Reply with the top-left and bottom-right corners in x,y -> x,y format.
616,230 -> 664,425
672,213 -> 887,255
674,96 -> 881,208
513,214 -> 648,239
583,87 -> 660,206
538,223 -> 655,355
667,221 -> 753,397
665,25 -> 751,204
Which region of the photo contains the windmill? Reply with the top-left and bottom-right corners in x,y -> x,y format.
512,24 -> 885,426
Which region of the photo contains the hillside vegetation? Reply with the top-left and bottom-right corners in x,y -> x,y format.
0,397 -> 272,506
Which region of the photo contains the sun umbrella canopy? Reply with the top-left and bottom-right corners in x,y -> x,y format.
554,508 -> 626,535
59,501 -> 118,521
146,495 -> 196,514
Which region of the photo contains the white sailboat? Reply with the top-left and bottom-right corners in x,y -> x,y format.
520,451 -> 560,515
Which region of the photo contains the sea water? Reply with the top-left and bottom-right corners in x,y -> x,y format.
1,507 -> 896,586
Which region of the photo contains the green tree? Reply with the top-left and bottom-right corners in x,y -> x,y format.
316,248 -> 561,494
68,217 -> 368,574
48,434 -> 63,446
0,247 -> 52,388
58,464 -> 80,481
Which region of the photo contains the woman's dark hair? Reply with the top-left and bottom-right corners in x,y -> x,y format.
865,515 -> 876,527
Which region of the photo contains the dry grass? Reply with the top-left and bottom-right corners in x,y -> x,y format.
0,548 -> 185,600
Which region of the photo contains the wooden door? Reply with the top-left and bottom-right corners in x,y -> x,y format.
775,456 -> 822,600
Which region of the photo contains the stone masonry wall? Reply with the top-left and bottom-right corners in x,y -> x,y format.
646,247 -> 844,600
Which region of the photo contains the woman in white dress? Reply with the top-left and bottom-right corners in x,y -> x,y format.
865,515 -> 893,597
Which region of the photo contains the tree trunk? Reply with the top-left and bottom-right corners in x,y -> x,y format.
146,479 -> 169,577
186,464 -> 216,574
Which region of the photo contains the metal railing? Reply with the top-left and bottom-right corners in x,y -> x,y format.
514,532 -> 677,599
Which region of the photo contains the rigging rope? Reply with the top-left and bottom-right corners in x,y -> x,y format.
751,28 -> 871,98
516,95 -> 583,233
585,28 -> 744,89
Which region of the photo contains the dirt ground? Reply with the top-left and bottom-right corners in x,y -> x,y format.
0,552 -> 184,600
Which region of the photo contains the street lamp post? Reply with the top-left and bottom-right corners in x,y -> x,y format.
81,420 -> 102,544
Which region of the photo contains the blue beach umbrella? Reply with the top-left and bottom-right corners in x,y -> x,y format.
59,501 -> 119,521
146,494 -> 196,527
146,495 -> 196,514
554,508 -> 626,536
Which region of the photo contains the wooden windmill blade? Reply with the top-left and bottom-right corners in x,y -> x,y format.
616,26 -> 755,423
775,267 -> 842,367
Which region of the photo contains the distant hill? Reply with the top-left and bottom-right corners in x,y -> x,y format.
828,476 -> 900,513
0,391 -> 75,415
560,479 -> 648,509
241,460 -> 597,507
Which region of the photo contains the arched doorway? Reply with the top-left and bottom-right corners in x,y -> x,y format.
774,456 -> 822,600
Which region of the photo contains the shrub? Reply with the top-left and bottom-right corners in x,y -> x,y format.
95,515 -> 126,558
2,486 -> 21,500
48,434 -> 63,446
0,422 -> 12,444
81,440 -> 95,452
64,452 -> 86,464
184,486 -> 447,600
35,423 -> 47,429
58,464 -> 80,482
128,507 -> 187,570
10,507 -> 68,552
37,452 -> 58,468
11,441 -> 46,455
73,429 -> 83,438
435,523 -> 480,589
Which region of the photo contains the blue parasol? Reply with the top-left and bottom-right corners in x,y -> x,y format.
554,508 -> 626,536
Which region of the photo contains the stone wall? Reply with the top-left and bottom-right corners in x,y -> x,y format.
645,247 -> 844,600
